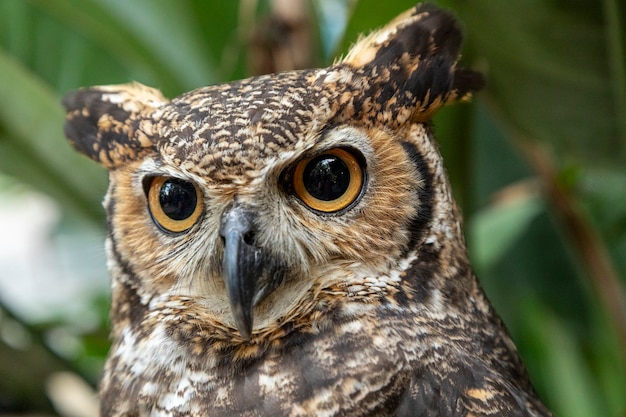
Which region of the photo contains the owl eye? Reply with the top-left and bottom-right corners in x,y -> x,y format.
147,177 -> 203,233
292,148 -> 364,213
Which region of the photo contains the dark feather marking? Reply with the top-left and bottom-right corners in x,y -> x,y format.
373,4 -> 461,67
400,140 -> 434,254
62,90 -> 107,161
453,68 -> 487,97
368,4 -> 461,110
63,88 -> 154,166
105,198 -> 142,289
410,56 -> 454,106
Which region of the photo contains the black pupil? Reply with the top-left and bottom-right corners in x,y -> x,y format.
159,179 -> 197,221
303,154 -> 350,201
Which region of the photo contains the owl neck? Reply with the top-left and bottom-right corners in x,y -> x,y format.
399,124 -> 486,317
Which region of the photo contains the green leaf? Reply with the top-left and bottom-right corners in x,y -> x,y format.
451,0 -> 626,165
469,190 -> 544,272
0,46 -> 106,223
523,303 -> 608,417
28,0 -> 221,96
337,0 -> 416,56
87,0 -> 217,89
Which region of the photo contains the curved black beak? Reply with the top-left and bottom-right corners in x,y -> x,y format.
219,204 -> 263,340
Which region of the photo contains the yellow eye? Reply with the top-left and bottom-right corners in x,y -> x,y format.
292,148 -> 365,213
147,177 -> 203,233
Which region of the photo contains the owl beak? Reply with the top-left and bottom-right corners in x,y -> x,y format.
219,204 -> 263,340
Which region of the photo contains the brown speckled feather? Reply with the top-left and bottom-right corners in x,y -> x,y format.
63,4 -> 551,416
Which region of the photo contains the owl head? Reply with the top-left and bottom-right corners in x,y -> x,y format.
63,4 -> 484,340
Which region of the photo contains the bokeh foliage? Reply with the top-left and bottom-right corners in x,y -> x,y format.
0,0 -> 624,415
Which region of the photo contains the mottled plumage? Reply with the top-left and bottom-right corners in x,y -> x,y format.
63,4 -> 552,416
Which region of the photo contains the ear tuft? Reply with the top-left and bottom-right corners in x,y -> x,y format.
342,3 -> 484,122
62,83 -> 167,169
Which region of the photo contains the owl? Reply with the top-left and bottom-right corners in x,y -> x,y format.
62,4 -> 552,417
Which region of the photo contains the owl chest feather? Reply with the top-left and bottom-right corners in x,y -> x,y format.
100,277 -> 538,417
101,274 -> 439,416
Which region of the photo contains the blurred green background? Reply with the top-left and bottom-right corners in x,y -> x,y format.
0,0 -> 624,416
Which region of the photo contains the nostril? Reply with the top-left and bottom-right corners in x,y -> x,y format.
243,231 -> 256,246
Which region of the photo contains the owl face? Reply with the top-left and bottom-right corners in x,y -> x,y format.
101,81 -> 427,338
63,6 -> 484,340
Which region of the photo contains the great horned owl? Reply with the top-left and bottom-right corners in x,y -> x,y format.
62,4 -> 552,416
